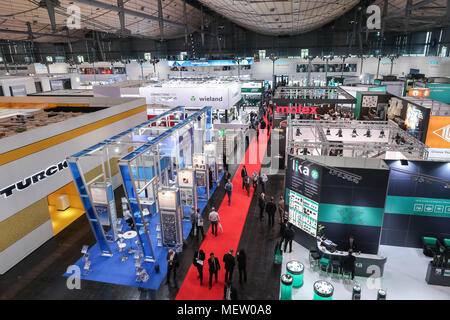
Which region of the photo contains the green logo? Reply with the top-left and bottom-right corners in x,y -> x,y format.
191,96 -> 196,101
311,170 -> 319,179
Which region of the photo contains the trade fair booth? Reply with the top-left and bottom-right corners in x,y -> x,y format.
65,105 -> 223,289
0,96 -> 148,274
283,154 -> 450,284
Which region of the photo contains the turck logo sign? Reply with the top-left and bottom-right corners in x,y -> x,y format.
277,105 -> 318,115
0,160 -> 68,199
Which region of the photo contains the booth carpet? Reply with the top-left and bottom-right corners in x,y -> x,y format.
63,178 -> 221,290
176,115 -> 272,300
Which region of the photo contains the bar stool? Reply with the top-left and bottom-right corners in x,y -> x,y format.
319,257 -> 330,275
309,250 -> 321,270
330,256 -> 342,279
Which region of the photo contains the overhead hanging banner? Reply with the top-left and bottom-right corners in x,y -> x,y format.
139,83 -> 241,109
167,59 -> 253,67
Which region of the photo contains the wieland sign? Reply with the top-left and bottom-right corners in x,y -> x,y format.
276,105 -> 318,115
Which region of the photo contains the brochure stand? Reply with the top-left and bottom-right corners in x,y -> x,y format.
157,187 -> 184,250
177,167 -> 198,221
90,182 -> 119,242
193,153 -> 210,201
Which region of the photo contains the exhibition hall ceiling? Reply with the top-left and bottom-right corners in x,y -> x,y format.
195,0 -> 360,35
374,0 -> 449,31
0,0 -> 202,42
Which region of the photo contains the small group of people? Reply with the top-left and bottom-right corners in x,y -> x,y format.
192,248 -> 247,298
241,165 -> 268,197
257,192 -> 285,228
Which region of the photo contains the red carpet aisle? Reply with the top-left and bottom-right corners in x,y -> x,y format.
176,114 -> 272,300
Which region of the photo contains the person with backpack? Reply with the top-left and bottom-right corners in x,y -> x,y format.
225,179 -> 233,206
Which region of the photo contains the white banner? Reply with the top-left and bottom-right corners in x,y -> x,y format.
139,83 -> 241,110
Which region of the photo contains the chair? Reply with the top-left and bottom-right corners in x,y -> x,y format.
309,250 -> 321,270
342,269 -> 352,284
422,236 -> 439,257
330,256 -> 342,279
319,257 -> 330,275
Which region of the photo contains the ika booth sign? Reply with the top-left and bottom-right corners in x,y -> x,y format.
0,160 -> 68,198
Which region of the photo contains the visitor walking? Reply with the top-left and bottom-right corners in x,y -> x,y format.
278,195 -> 285,221
236,249 -> 247,284
166,249 -> 179,285
251,170 -> 259,190
190,206 -> 197,236
223,281 -> 238,300
208,253 -> 221,289
260,173 -> 268,193
195,208 -> 205,240
244,175 -> 251,197
193,249 -> 205,285
283,224 -> 295,253
209,207 -> 220,237
241,165 -> 248,189
225,179 -> 233,206
266,196 -> 277,228
258,193 -> 266,221
223,249 -> 236,283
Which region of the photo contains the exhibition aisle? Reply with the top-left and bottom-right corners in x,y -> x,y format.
176,116 -> 272,300
280,241 -> 450,300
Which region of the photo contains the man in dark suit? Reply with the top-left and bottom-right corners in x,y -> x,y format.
193,249 -> 206,285
241,165 -> 248,189
347,235 -> 358,252
283,224 -> 295,253
258,193 -> 266,221
223,249 -> 236,283
265,196 -> 277,228
166,249 -> 179,285
208,252 -> 221,289
236,249 -> 247,284
343,249 -> 356,280
223,281 -> 238,300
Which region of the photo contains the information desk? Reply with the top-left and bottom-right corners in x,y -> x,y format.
317,240 -> 387,277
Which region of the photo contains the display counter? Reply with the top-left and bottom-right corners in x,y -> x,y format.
317,239 -> 387,277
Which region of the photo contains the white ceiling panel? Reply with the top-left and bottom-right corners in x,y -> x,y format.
197,0 -> 360,35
